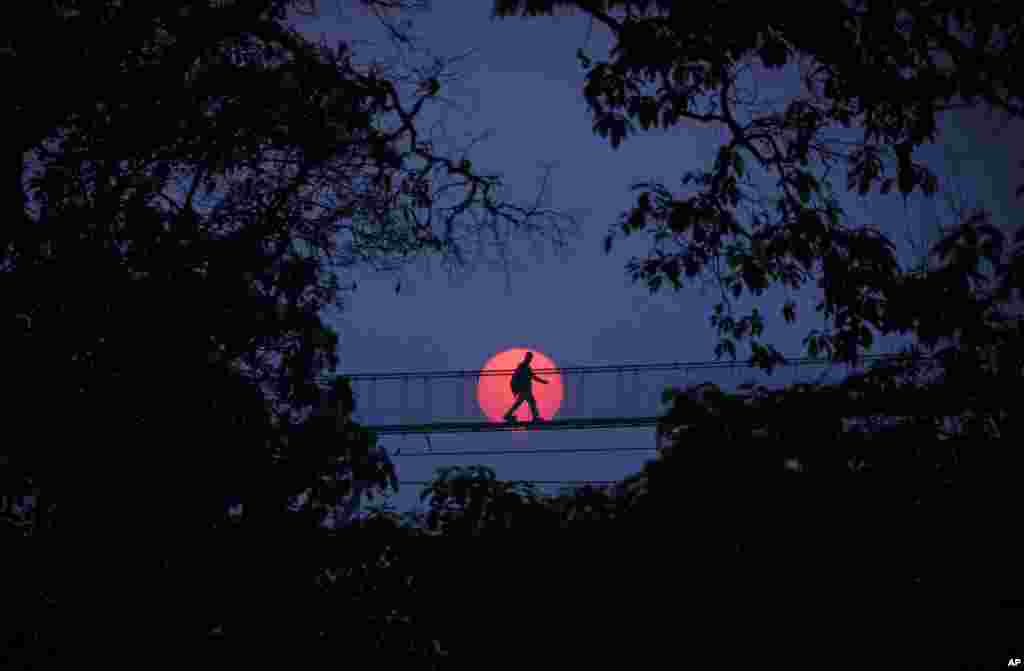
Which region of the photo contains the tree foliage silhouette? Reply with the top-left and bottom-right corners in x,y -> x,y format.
3,0 -> 577,520
2,1 -> 578,666
493,0 -> 1024,367
483,3 -> 1024,665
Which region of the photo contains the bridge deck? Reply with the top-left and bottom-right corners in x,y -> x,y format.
365,416 -> 663,435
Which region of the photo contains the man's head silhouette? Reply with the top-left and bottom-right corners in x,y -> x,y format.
524,352 -> 533,363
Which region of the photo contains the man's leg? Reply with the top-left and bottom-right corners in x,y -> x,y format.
526,393 -> 542,421
504,394 -> 525,420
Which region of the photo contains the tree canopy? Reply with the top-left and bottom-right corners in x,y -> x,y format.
3,0 -> 578,522
3,2 -> 577,663
493,0 -> 1023,368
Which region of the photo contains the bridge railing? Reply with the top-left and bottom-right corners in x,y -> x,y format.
327,353 -> 920,428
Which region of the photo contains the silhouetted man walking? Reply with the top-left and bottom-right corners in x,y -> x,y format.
504,351 -> 548,423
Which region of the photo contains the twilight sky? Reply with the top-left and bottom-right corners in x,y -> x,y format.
284,2 -> 1023,517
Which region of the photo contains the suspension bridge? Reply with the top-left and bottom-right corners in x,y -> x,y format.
303,351 -> 943,519
329,352 -> 927,437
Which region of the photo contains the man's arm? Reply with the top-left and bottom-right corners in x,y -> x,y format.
532,373 -> 548,384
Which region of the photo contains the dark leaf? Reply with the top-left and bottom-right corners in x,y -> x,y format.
758,36 -> 789,69
576,47 -> 591,68
669,204 -> 692,233
733,152 -> 745,178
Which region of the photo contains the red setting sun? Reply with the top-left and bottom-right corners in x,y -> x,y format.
476,348 -> 564,423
